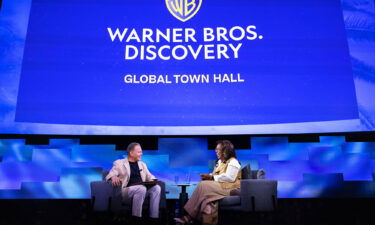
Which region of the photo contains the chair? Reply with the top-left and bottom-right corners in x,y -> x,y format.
90,171 -> 167,216
219,165 -> 278,212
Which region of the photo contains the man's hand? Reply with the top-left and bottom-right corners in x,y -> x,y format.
111,176 -> 122,187
200,174 -> 213,180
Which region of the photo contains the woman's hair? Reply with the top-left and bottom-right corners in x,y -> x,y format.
216,140 -> 236,162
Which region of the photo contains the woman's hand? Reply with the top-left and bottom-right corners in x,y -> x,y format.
200,174 -> 213,180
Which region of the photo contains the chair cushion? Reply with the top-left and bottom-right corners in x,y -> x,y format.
219,196 -> 241,206
230,188 -> 240,196
241,164 -> 251,179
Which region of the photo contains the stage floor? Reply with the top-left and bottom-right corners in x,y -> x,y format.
0,198 -> 374,225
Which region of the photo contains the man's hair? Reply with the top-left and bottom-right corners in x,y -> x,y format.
216,140 -> 236,162
127,142 -> 141,155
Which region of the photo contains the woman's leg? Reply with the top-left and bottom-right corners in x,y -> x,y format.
184,181 -> 226,219
201,201 -> 219,225
175,181 -> 213,224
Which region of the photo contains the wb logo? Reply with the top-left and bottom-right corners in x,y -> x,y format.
165,0 -> 202,22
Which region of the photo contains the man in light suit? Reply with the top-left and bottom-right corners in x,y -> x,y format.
106,142 -> 161,222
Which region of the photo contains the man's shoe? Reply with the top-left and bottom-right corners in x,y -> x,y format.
147,217 -> 161,225
131,216 -> 144,225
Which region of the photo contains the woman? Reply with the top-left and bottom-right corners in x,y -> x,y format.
175,140 -> 241,225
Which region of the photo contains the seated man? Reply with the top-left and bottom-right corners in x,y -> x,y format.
106,142 -> 161,223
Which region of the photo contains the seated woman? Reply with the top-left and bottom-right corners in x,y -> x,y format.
175,140 -> 241,225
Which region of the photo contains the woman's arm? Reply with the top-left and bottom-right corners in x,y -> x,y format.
213,159 -> 241,182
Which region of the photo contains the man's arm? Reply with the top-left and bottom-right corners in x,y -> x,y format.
105,161 -> 120,181
143,162 -> 156,181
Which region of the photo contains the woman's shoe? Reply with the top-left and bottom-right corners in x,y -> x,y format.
174,215 -> 191,224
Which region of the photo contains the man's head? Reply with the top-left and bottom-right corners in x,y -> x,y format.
127,142 -> 143,162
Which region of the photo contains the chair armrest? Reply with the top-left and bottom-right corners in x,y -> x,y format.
240,179 -> 278,212
90,181 -> 113,211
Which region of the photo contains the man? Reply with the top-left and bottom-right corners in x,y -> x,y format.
106,142 -> 161,223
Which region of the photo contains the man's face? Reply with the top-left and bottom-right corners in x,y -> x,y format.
129,145 -> 143,161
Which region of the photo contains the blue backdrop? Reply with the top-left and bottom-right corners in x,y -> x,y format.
1,137 -> 375,199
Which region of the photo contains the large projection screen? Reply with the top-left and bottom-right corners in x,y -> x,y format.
1,0 -> 375,135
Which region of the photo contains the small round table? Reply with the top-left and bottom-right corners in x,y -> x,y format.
174,183 -> 195,217
177,184 -> 191,206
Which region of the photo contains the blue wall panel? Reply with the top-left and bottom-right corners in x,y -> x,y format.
1,137 -> 375,198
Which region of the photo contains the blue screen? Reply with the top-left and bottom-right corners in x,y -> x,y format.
1,0 -> 375,134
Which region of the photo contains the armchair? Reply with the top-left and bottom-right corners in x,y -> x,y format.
219,165 -> 278,212
90,171 -> 167,215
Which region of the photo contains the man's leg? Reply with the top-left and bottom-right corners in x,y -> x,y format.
123,185 -> 147,217
146,184 -> 161,218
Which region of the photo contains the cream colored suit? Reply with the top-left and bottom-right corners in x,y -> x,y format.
106,158 -> 160,218
105,158 -> 156,188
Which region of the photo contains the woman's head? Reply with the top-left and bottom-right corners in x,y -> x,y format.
215,140 -> 236,162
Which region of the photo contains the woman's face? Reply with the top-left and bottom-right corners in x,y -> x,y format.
215,144 -> 224,160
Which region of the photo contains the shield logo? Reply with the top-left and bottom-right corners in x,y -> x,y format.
165,0 -> 202,22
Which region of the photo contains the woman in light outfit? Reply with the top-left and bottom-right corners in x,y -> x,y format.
175,140 -> 241,225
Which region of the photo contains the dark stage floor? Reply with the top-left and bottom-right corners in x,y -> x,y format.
0,198 -> 374,225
